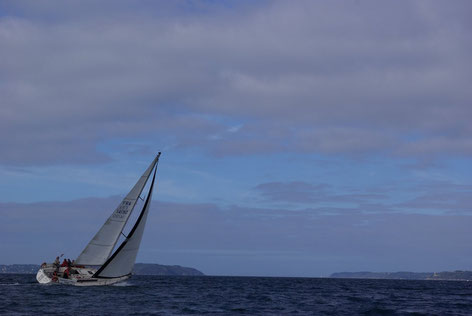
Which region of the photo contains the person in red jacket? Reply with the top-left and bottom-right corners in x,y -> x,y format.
63,267 -> 70,279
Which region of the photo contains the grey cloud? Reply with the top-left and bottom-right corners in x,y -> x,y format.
396,190 -> 472,214
254,181 -> 330,203
253,181 -> 388,208
1,0 -> 471,164
1,196 -> 472,275
252,179 -> 472,216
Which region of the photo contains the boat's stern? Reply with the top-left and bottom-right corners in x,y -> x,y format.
36,268 -> 53,284
36,263 -> 61,284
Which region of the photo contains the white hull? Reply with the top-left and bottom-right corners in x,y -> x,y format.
36,265 -> 130,286
36,268 -> 53,284
58,274 -> 130,286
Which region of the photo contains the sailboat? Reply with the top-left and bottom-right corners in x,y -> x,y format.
36,153 -> 161,286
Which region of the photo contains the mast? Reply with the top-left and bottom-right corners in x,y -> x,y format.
75,153 -> 161,266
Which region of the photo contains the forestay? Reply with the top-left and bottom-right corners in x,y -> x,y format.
75,155 -> 159,266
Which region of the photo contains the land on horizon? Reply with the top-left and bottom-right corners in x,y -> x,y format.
4,264 -> 472,281
0,263 -> 204,276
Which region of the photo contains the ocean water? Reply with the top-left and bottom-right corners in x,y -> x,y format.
1,274 -> 471,315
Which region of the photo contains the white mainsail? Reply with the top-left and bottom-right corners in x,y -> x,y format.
93,165 -> 157,278
75,155 -> 160,266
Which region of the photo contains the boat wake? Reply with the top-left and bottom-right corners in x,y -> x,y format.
113,281 -> 133,287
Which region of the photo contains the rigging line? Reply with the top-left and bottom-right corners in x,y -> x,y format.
121,232 -> 128,239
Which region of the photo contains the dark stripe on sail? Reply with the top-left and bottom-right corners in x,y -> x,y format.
93,154 -> 160,278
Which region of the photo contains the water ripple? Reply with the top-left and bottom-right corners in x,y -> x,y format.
1,274 -> 472,315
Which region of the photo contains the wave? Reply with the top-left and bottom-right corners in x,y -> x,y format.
113,281 -> 133,287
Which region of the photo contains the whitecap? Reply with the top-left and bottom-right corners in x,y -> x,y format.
113,281 -> 132,287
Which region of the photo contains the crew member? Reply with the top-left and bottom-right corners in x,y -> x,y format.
53,256 -> 60,270
63,267 -> 70,279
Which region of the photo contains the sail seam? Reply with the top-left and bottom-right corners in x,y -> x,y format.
88,242 -> 115,246
108,218 -> 128,223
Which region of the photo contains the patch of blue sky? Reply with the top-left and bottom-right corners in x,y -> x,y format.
2,131 -> 468,215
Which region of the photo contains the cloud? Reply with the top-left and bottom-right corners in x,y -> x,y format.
0,1 -> 471,165
251,179 -> 472,216
253,181 -> 389,210
394,181 -> 472,214
1,196 -> 472,275
254,181 -> 330,203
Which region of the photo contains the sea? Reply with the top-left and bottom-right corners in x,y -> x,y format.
1,274 -> 471,315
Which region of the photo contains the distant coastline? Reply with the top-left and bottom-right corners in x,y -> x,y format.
330,271 -> 472,281
0,263 -> 204,276
3,264 -> 470,280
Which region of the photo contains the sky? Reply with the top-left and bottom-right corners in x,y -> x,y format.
0,0 -> 471,277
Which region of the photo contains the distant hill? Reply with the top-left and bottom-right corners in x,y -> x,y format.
0,263 -> 204,276
133,263 -> 204,276
330,271 -> 472,281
